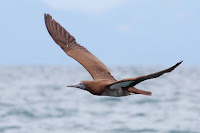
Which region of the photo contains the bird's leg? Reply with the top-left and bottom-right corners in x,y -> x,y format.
128,87 -> 152,96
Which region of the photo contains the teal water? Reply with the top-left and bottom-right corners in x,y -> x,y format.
0,66 -> 199,133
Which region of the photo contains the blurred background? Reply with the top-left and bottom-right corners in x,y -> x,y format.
0,0 -> 200,66
0,0 -> 200,133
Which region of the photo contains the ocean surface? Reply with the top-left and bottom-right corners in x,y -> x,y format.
0,66 -> 199,133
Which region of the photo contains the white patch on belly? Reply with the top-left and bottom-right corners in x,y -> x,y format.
101,87 -> 127,97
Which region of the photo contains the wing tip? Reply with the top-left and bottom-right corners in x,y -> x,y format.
175,60 -> 183,67
44,13 -> 51,18
44,13 -> 77,51
44,13 -> 53,23
168,60 -> 183,71
178,60 -> 183,64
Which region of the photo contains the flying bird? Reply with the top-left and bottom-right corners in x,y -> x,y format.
44,13 -> 183,97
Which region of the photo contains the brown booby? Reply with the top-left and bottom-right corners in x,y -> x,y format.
44,13 -> 183,97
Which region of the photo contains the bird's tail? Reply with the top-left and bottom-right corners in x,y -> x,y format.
128,87 -> 152,96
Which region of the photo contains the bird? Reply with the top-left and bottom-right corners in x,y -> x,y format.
44,13 -> 183,97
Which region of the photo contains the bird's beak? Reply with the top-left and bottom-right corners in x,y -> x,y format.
67,84 -> 78,88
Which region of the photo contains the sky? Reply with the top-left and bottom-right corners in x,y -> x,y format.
0,0 -> 199,66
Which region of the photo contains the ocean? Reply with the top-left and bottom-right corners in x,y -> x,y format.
0,66 -> 199,133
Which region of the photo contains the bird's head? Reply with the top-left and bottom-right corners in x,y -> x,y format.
67,82 -> 86,90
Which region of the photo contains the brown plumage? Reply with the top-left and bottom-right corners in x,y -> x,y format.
44,13 -> 183,97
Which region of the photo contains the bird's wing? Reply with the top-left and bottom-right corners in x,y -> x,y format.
108,61 -> 183,88
44,14 -> 116,81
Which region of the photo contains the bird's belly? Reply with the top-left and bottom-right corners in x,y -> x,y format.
101,87 -> 130,97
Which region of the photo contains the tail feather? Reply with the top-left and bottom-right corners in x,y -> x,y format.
128,87 -> 152,96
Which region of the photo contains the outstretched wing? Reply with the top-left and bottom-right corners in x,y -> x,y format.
44,14 -> 116,81
108,61 -> 183,88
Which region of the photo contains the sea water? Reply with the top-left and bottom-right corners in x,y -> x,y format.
0,66 -> 199,133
